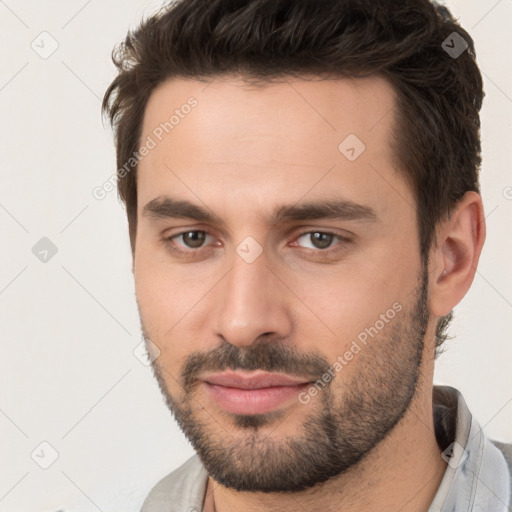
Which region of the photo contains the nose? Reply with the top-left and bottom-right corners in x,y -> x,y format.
212,247 -> 293,348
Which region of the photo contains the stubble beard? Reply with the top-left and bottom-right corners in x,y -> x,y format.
143,269 -> 429,492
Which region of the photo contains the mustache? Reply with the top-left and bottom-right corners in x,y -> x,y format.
180,337 -> 332,391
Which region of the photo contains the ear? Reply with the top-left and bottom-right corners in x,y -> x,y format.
428,191 -> 486,317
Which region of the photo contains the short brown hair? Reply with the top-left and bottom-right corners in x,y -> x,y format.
102,0 -> 484,353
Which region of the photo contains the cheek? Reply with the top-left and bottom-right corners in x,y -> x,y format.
134,254 -> 180,357
134,248 -> 215,379
295,245 -> 418,354
134,257 -> 166,332
134,238 -> 199,324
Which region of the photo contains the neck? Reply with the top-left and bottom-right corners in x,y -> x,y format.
203,375 -> 447,512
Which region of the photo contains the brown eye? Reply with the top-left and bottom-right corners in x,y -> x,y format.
297,231 -> 337,250
163,230 -> 216,258
180,231 -> 207,248
310,232 -> 334,249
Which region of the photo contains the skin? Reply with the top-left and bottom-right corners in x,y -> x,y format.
133,75 -> 486,512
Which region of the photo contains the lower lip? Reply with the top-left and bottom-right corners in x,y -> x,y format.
204,382 -> 310,415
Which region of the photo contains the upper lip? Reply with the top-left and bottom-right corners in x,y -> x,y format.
201,370 -> 310,389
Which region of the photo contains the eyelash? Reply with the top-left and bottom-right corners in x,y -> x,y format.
162,229 -> 351,258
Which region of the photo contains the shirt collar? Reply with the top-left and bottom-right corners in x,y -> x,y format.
428,385 -> 511,511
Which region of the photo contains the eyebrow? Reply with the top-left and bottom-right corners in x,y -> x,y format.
142,195 -> 378,226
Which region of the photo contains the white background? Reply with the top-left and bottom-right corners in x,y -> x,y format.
0,0 -> 510,510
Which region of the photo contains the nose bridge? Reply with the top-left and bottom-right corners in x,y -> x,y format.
213,245 -> 291,346
223,247 -> 272,321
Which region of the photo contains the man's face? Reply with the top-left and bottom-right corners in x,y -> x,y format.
134,75 -> 431,491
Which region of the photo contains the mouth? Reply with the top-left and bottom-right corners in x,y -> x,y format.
200,370 -> 312,415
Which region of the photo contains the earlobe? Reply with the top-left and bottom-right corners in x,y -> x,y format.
428,191 -> 486,316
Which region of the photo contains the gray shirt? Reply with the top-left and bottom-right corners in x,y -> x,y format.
141,385 -> 512,511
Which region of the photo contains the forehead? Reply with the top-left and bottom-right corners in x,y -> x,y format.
137,75 -> 411,223
141,74 -> 397,156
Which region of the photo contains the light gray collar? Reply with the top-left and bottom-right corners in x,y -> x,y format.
428,385 -> 511,511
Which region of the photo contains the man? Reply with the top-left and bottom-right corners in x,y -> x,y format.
102,0 -> 512,510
